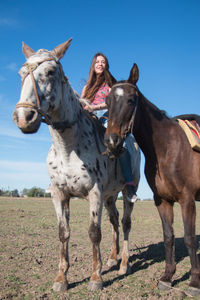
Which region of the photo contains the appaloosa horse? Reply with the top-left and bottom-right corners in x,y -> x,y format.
104,63 -> 200,296
13,39 -> 141,291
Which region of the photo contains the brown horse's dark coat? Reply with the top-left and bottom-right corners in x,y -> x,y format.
104,63 -> 200,294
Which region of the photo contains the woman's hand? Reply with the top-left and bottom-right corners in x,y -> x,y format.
84,104 -> 95,113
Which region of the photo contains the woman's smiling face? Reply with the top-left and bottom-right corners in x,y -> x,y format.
94,55 -> 106,74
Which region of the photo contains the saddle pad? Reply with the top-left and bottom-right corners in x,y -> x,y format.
177,119 -> 200,152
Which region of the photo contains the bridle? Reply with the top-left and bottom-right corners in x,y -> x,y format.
112,82 -> 138,139
16,57 -> 77,130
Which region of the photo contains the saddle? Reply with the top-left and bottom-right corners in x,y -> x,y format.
177,119 -> 200,152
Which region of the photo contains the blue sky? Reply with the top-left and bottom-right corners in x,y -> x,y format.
0,0 -> 199,199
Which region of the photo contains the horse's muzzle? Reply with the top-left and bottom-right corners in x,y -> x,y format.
104,133 -> 124,156
13,107 -> 41,133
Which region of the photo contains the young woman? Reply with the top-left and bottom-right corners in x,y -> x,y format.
81,53 -> 138,203
81,53 -> 115,125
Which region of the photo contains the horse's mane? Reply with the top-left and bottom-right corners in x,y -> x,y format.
85,111 -> 106,140
77,97 -> 105,152
116,80 -> 170,121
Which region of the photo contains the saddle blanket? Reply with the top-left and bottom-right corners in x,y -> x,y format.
178,119 -> 200,152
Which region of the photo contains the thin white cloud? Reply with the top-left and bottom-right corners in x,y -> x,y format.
0,126 -> 51,142
0,127 -> 27,139
6,63 -> 18,72
0,160 -> 50,191
0,160 -> 46,172
0,17 -> 19,27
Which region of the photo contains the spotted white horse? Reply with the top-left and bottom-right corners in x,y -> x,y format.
13,38 -> 141,291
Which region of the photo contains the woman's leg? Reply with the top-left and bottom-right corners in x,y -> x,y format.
119,134 -> 139,203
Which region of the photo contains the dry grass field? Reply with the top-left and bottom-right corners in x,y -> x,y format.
0,197 -> 200,299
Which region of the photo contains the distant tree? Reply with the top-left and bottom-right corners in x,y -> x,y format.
44,192 -> 51,198
4,190 -> 11,196
11,189 -> 20,197
21,188 -> 29,197
27,187 -> 45,197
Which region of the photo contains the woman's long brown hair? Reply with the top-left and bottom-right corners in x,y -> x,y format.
82,53 -> 116,102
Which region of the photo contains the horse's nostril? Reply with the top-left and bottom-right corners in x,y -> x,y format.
26,110 -> 35,122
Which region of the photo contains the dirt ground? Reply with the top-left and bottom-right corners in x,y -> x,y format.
0,197 -> 200,299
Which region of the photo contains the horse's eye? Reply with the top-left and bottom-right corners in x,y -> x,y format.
47,69 -> 56,76
128,99 -> 133,104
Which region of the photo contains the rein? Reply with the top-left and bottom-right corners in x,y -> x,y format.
16,57 -> 77,130
112,82 -> 138,138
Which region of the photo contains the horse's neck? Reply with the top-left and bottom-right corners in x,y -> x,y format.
59,83 -> 81,124
134,93 -> 170,157
49,83 -> 83,151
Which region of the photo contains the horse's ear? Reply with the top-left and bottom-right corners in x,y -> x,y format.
128,63 -> 139,85
52,38 -> 72,60
22,42 -> 35,59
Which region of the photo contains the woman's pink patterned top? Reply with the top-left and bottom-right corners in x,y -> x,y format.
92,83 -> 110,105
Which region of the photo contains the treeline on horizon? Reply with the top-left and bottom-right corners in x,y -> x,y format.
0,188 -> 153,201
0,187 -> 51,198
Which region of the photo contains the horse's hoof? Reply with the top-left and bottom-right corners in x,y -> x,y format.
188,286 -> 200,296
107,258 -> 118,267
53,281 -> 68,292
87,280 -> 103,291
118,264 -> 131,275
158,280 -> 172,291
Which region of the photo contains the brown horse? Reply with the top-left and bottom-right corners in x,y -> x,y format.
104,63 -> 200,296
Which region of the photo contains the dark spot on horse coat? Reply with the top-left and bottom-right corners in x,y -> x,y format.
59,222 -> 69,243
50,96 -> 55,102
93,168 -> 98,176
88,222 -> 101,244
87,140 -> 92,146
96,159 -> 100,171
85,119 -> 90,126
84,131 -> 89,137
80,186 -> 88,196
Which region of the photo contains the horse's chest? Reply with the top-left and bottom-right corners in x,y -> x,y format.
46,145 -> 106,193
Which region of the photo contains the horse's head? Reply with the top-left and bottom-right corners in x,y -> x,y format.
104,63 -> 139,155
13,38 -> 72,133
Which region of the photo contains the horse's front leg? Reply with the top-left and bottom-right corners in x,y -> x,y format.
88,188 -> 103,291
51,188 -> 70,292
104,195 -> 119,268
181,199 -> 200,296
118,191 -> 134,275
156,198 -> 176,290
